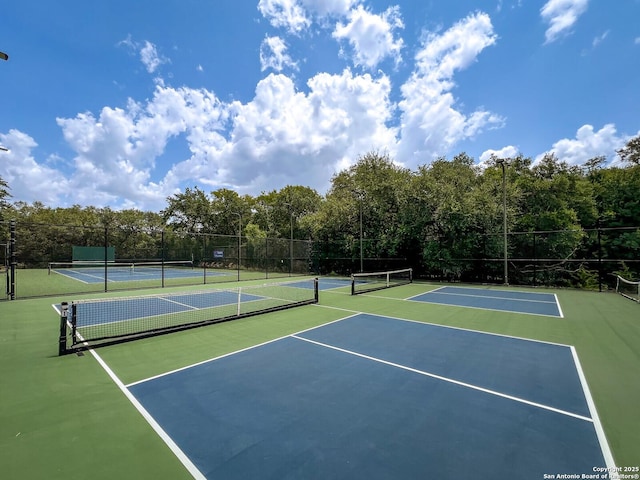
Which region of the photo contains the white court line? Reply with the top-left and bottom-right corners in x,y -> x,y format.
555,293 -> 565,318
158,296 -> 200,310
56,313 -> 206,480
292,334 -> 593,422
571,346 -> 616,470
89,348 -> 207,480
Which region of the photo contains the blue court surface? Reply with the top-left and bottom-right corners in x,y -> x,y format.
409,286 -> 563,317
126,313 -> 611,479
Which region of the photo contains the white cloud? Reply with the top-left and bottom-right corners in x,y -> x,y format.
139,41 -> 169,73
55,85 -> 229,209
396,12 -> 502,166
300,0 -> 357,19
534,124 -> 633,166
479,145 -> 519,164
118,36 -> 169,74
591,30 -> 609,48
260,36 -> 298,72
332,5 -> 404,69
540,0 -> 589,44
257,0 -> 311,35
0,129 -> 71,204
167,70 -> 396,195
48,68 -> 396,209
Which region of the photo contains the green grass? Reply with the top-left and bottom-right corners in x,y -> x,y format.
1,281 -> 638,478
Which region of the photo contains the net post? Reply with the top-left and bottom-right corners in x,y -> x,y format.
70,302 -> 78,347
409,268 -> 413,283
237,287 -> 242,316
386,272 -> 390,288
314,277 -> 319,302
58,302 -> 69,356
350,274 -> 355,296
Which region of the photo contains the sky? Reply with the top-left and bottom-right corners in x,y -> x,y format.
1,0 -> 639,212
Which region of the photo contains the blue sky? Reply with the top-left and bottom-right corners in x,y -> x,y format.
1,0 -> 639,211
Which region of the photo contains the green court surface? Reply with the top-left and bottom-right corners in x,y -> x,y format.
1,280 -> 638,479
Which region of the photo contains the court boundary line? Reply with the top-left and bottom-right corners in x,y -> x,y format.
50,269 -> 93,284
571,346 -> 617,470
88,348 -> 207,480
291,334 -> 593,422
49,307 -> 206,480
555,293 -> 565,318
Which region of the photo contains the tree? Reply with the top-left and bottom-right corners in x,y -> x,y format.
306,151 -> 412,273
413,153 -> 495,280
162,187 -> 215,232
617,135 -> 640,165
0,176 -> 10,209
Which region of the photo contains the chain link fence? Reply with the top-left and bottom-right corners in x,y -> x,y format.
1,220 -> 638,300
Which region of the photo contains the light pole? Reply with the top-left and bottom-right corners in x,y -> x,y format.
289,210 -> 293,276
496,159 -> 508,285
232,212 -> 241,281
1,51 -> 9,152
353,189 -> 364,273
284,203 -> 294,276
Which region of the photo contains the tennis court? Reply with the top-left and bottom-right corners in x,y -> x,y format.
48,261 -> 221,283
2,278 -> 639,479
408,286 -> 563,317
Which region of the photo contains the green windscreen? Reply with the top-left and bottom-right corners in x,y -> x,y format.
72,246 -> 115,262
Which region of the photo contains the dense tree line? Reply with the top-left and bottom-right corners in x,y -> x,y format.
1,135 -> 639,285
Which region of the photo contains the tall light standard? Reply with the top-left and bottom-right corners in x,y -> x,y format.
353,189 -> 364,273
495,158 -> 508,285
284,202 -> 294,276
1,52 -> 9,152
232,211 -> 241,281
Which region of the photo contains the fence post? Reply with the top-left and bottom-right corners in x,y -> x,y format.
9,220 -> 16,300
161,230 -> 165,288
597,221 -> 602,292
104,227 -> 108,293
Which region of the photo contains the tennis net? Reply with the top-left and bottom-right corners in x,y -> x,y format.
615,274 -> 640,302
58,277 -> 319,354
351,268 -> 412,295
